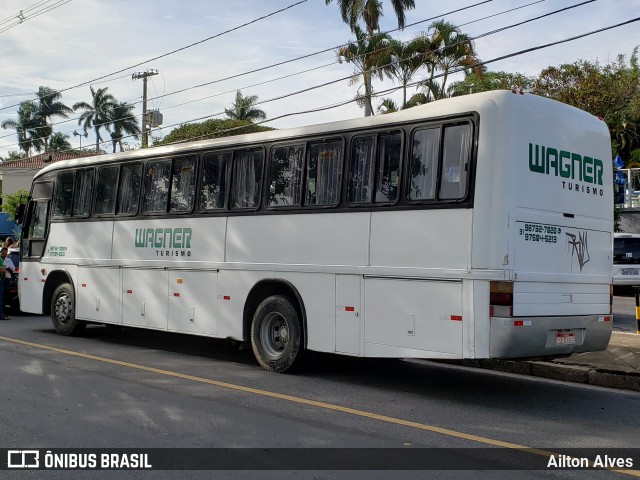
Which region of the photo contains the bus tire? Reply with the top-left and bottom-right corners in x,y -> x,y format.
51,283 -> 85,336
250,295 -> 303,373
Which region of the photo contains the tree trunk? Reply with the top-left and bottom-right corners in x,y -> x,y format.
364,69 -> 373,117
94,126 -> 100,153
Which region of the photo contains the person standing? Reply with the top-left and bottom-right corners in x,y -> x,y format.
0,247 -> 14,320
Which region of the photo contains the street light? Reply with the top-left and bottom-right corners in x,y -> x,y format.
73,130 -> 88,150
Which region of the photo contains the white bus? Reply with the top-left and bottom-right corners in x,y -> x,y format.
17,90 -> 613,372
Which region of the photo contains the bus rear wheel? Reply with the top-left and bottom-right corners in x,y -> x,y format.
51,283 -> 85,336
250,295 -> 303,373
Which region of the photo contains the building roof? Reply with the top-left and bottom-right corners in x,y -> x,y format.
0,152 -> 95,170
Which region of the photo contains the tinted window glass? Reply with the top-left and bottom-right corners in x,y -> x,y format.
268,145 -> 304,207
53,172 -> 74,217
200,153 -> 229,210
305,140 -> 343,207
614,238 -> 640,264
231,150 -> 263,209
374,133 -> 401,204
72,168 -> 94,217
409,128 -> 439,201
170,156 -> 196,213
30,201 -> 48,239
95,166 -> 119,215
348,136 -> 375,203
118,163 -> 142,215
439,124 -> 471,200
143,160 -> 171,213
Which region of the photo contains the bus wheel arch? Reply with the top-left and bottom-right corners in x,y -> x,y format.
243,279 -> 309,373
44,272 -> 85,336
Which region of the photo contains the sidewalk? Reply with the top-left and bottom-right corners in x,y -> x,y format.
461,331 -> 640,392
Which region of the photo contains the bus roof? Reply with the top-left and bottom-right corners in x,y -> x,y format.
35,90 -> 602,179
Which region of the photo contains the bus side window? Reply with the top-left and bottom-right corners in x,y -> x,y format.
95,165 -> 119,215
268,144 -> 304,207
72,168 -> 94,217
170,156 -> 196,213
408,128 -> 439,201
118,163 -> 142,215
143,160 -> 171,214
53,172 -> 74,218
439,124 -> 471,200
374,133 -> 401,204
348,136 -> 376,203
200,153 -> 229,210
305,140 -> 343,207
231,149 -> 264,209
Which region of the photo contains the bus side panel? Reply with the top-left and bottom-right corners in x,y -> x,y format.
278,272 -> 336,354
77,266 -> 121,324
369,210 -> 472,270
167,270 -> 218,336
363,278 -> 463,358
217,270 -> 274,341
226,213 -> 370,266
121,268 -> 168,330
46,221 -> 113,260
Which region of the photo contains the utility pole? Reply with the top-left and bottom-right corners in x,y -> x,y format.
132,69 -> 159,148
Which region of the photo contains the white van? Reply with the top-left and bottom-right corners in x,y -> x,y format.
613,233 -> 640,286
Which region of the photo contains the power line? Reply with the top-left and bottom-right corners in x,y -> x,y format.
0,0 -> 602,150
0,0 -> 70,35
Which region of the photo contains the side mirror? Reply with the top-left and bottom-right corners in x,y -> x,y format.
15,204 -> 25,226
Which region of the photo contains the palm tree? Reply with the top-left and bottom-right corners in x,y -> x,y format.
422,20 -> 480,101
326,0 -> 415,36
338,25 -> 392,116
1,101 -> 44,156
384,34 -> 432,109
34,86 -> 73,151
48,132 -> 72,152
73,86 -> 117,153
224,91 -> 267,122
377,98 -> 399,114
109,102 -> 141,153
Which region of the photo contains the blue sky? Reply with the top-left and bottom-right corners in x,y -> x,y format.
0,0 -> 638,157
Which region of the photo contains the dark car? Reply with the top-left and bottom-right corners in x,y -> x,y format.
5,248 -> 20,312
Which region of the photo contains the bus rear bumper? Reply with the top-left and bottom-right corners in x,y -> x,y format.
489,315 -> 612,359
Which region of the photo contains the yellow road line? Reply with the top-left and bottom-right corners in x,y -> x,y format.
1,334 -> 638,476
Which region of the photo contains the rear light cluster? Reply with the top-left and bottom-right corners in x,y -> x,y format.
490,281 -> 513,317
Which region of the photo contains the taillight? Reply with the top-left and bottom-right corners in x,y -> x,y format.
490,281 -> 513,317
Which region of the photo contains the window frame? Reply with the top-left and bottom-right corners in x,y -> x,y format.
168,154 -> 198,215
197,150 -> 231,213
116,161 -> 144,217
346,130 -> 403,207
229,147 -> 265,212
265,142 -> 306,211
93,164 -> 121,217
71,167 -> 95,218
303,136 -> 345,210
52,170 -> 75,219
405,119 -> 474,206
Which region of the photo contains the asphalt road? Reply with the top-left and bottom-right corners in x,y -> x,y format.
0,310 -> 638,480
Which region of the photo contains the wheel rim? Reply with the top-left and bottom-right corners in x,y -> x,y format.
260,312 -> 289,358
54,293 -> 72,325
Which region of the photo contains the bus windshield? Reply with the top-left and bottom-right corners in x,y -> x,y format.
614,237 -> 640,264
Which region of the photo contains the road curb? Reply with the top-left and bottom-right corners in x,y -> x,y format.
457,359 -> 640,392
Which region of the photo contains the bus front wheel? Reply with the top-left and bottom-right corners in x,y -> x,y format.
250,295 -> 303,373
51,283 -> 85,336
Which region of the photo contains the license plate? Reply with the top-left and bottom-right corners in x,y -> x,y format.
621,268 -> 639,275
556,332 -> 575,346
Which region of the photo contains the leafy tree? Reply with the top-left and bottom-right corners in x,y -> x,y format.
531,48 -> 640,162
422,20 -> 480,101
449,70 -> 534,97
224,91 -> 267,122
1,188 -> 29,221
384,35 -> 432,109
34,86 -> 73,151
338,25 -> 392,116
48,132 -> 72,152
377,97 -> 399,114
109,102 -> 141,153
326,0 -> 415,37
327,0 -> 414,116
73,86 -> 117,153
154,118 -> 274,146
0,151 -> 27,162
1,101 -> 43,155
